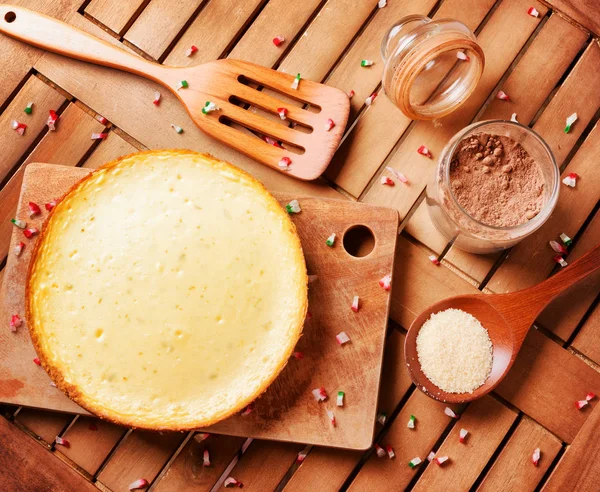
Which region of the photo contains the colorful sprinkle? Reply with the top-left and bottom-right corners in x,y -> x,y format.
378,0 -> 387,7
24,102 -> 33,114
277,107 -> 288,120
549,240 -> 567,254
365,92 -> 378,106
202,101 -> 220,115
408,457 -> 422,468
562,172 -> 578,187
224,477 -> 243,488
576,399 -> 588,410
435,456 -> 449,466
337,391 -> 345,407
170,124 -> 183,134
527,6 -> 540,17
177,80 -> 189,90
273,35 -> 285,47
185,45 -> 198,57
312,387 -> 328,402
291,73 -> 301,90
417,145 -> 432,158
33,357 -> 41,366
377,412 -> 387,425
203,449 -> 211,467
496,90 -> 510,101
95,115 -> 108,124
386,166 -> 408,183
459,428 -> 469,443
327,409 -> 336,427
456,51 -> 470,62
278,156 -> 292,170
554,255 -> 568,267
11,218 -> 26,229
11,120 -> 27,136
560,233 -> 572,247
263,135 -> 283,148
47,110 -> 59,131
23,227 -> 39,239
286,199 -> 301,214
240,404 -> 253,416
153,92 -> 161,106
375,444 -> 386,458
386,445 -> 395,459
55,436 -> 69,448
407,415 -> 416,429
532,447 -> 541,466
293,351 -> 304,359
444,407 -> 459,419
379,274 -> 392,291
510,113 -> 519,123
351,295 -> 360,313
429,255 -> 441,266
361,60 -> 374,67
380,176 -> 394,186
296,451 -> 307,464
427,451 -> 436,462
128,479 -> 149,491
326,233 -> 336,247
586,392 -> 596,401
194,433 -> 210,443
336,331 -> 350,345
564,112 -> 577,133
14,241 -> 25,257
325,118 -> 335,131
10,314 -> 22,332
91,132 -> 108,140
45,200 -> 58,211
50,381 -> 57,387
348,90 -> 355,99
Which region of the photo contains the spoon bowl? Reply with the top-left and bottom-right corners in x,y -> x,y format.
405,244 -> 600,404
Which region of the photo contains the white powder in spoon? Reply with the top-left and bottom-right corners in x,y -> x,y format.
416,308 -> 493,393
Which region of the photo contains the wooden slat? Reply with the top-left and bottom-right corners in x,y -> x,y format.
14,408 -> 73,445
478,417 -> 562,492
57,417 -> 127,476
0,74 -> 66,183
543,405 -> 600,491
412,396 -> 517,492
228,0 -> 322,67
377,329 -> 413,418
348,391 -> 459,491
545,0 -> 600,35
0,416 -> 97,491
0,103 -> 104,261
153,434 -> 245,491
537,211 -> 600,340
82,131 -> 139,169
571,305 -> 600,365
96,431 -> 187,490
486,121 -> 600,294
496,328 -> 600,443
161,0 -> 264,66
124,0 -> 204,60
225,440 -> 304,490
327,0 -> 496,195
85,0 -> 148,35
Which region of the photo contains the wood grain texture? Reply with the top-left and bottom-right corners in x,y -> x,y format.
81,130 -> 139,169
543,405 -> 600,491
377,329 -> 413,418
153,434 -> 246,491
544,0 -> 600,35
57,416 -> 127,476
412,396 -> 517,492
572,304 -> 600,365
478,417 -> 562,492
0,415 -> 97,492
14,408 -> 72,445
85,0 -> 148,35
124,0 -> 204,60
96,430 -> 187,490
348,390 -> 459,491
486,121 -> 600,294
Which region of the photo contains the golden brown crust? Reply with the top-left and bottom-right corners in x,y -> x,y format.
26,149 -> 307,431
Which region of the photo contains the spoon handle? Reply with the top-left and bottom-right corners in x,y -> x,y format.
0,5 -> 166,83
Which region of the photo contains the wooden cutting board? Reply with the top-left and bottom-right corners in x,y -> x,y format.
0,163 -> 399,450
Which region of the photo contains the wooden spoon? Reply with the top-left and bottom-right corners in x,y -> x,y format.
0,5 -> 350,181
405,243 -> 600,403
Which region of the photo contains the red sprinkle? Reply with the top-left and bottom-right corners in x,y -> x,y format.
55,436 -> 70,448
496,90 -> 510,101
293,351 -> 304,359
23,227 -> 39,239
417,145 -> 432,158
45,200 -> 58,211
325,119 -> 335,131
96,115 -> 108,125
527,6 -> 540,17
224,477 -> 243,488
241,404 -> 254,416
586,392 -> 596,401
128,479 -> 149,490
273,36 -> 285,47
435,456 -> 449,466
277,107 -> 288,120
33,358 -> 41,366
28,202 -> 41,217
89,423 -> 98,431
429,255 -> 441,266
10,314 -> 22,332
381,176 -> 394,186
15,241 -> 25,257
348,90 -> 355,99
576,400 -> 588,410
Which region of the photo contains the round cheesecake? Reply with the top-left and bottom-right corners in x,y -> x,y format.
27,150 -> 307,430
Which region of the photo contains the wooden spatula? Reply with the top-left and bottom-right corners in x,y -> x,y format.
0,5 -> 350,180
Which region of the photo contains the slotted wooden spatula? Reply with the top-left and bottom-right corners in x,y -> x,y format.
0,5 -> 350,180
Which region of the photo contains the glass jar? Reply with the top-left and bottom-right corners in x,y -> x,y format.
381,15 -> 484,120
425,120 -> 559,254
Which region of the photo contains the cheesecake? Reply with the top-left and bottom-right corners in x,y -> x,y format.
27,150 -> 307,430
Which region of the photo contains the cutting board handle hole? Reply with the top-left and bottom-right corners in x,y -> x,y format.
343,225 -> 375,258
4,11 -> 16,23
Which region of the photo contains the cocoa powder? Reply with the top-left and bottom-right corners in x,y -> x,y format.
449,133 -> 545,227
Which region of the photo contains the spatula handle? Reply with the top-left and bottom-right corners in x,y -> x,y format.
0,5 -> 165,83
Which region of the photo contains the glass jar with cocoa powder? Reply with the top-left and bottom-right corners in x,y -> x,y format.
426,120 -> 559,253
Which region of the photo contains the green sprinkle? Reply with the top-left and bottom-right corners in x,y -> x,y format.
24,102 -> 33,114
559,233 -> 572,247
285,199 -> 301,214
178,80 -> 189,90
326,233 -> 336,247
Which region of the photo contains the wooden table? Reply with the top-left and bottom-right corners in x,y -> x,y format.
1,0 -> 599,490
